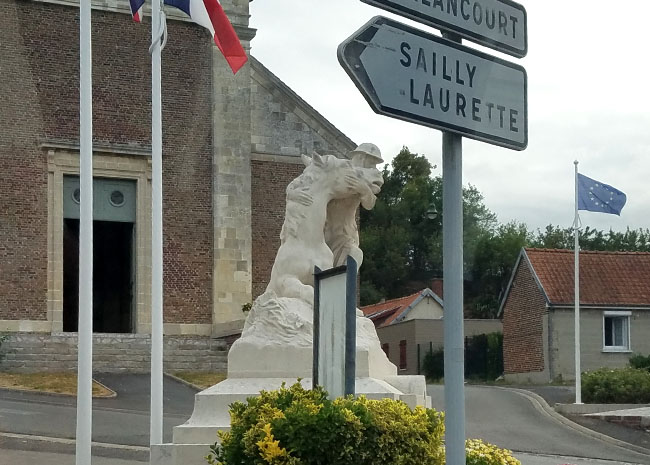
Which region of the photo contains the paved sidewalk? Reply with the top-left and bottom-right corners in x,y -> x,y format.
3,446 -> 644,465
0,449 -> 145,465
587,407 -> 650,429
513,385 -> 650,452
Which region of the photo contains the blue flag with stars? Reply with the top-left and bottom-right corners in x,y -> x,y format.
577,173 -> 627,215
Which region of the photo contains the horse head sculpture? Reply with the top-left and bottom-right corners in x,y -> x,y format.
266,146 -> 384,305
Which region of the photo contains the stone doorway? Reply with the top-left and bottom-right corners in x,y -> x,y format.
62,176 -> 137,333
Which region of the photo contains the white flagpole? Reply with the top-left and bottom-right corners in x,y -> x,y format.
150,0 -> 165,446
76,0 -> 94,461
573,160 -> 582,404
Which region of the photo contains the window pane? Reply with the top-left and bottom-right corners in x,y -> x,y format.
604,317 -> 613,346
613,318 -> 624,346
604,315 -> 629,348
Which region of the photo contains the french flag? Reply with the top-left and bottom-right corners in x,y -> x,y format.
164,0 -> 248,74
129,0 -> 145,22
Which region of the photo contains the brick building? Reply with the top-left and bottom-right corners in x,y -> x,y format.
500,248 -> 650,383
0,0 -> 355,369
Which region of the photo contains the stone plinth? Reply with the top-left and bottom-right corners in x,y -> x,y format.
150,294 -> 431,465
151,375 -> 430,465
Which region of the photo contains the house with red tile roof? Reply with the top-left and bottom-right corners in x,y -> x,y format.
500,248 -> 650,383
361,289 -> 444,328
362,287 -> 502,375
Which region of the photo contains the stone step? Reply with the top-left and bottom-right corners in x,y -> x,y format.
0,333 -> 229,373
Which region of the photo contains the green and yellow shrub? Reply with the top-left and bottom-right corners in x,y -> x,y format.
465,439 -> 521,465
206,382 -> 443,465
206,382 -> 520,465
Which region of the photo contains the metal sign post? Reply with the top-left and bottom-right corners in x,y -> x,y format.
338,6 -> 527,465
313,256 -> 357,398
441,32 -> 465,465
338,16 -> 527,150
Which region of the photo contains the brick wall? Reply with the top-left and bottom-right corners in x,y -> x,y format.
0,0 -> 49,321
159,18 -> 213,325
250,159 -> 304,299
0,1 -> 212,324
502,256 -> 547,374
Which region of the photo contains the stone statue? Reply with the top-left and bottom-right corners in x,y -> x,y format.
325,143 -> 385,269
266,145 -> 384,304
228,143 -> 398,379
151,148 -> 430,465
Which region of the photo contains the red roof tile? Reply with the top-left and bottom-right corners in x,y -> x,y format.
360,291 -> 423,328
524,248 -> 650,306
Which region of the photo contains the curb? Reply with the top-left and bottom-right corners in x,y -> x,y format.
0,379 -> 117,399
163,372 -> 203,392
490,386 -> 650,458
0,431 -> 149,461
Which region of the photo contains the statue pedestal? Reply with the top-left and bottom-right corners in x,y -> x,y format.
150,294 -> 431,465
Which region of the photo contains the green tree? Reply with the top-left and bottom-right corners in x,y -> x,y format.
360,148 -> 650,314
361,147 -> 438,302
465,222 -> 531,318
360,147 -> 497,307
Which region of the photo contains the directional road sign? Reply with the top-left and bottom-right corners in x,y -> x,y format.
338,16 -> 527,150
360,0 -> 527,58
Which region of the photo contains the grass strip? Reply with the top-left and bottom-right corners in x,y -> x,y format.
172,371 -> 226,389
0,372 -> 114,397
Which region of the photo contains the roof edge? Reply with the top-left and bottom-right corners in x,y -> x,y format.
394,288 -> 442,324
524,248 -> 552,305
250,56 -> 356,154
497,249 -> 523,318
497,248 -> 551,317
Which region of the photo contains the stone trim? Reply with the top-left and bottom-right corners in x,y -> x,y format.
250,57 -> 356,155
163,323 -> 212,336
211,319 -> 245,338
0,320 -> 52,332
40,140 -> 151,158
251,152 -> 306,165
46,148 -> 152,334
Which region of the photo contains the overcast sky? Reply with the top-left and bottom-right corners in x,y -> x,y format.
248,1 -> 650,234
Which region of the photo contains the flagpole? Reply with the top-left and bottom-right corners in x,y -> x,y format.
76,0 -> 93,461
574,160 -> 582,404
150,0 -> 164,446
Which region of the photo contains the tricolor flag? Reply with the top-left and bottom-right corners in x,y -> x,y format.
129,0 -> 145,22
164,0 -> 247,74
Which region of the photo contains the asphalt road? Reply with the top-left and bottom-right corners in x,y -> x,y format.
428,384 -> 650,464
1,377 -> 649,465
0,375 -> 195,446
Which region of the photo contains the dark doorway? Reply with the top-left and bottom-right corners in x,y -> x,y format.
63,219 -> 134,333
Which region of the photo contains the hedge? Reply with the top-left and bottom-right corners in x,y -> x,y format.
206,382 -> 520,465
582,368 -> 650,403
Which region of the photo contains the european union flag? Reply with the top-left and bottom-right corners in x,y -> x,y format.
577,173 -> 627,215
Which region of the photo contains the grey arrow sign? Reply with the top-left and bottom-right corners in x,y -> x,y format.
360,0 -> 527,58
338,16 -> 527,150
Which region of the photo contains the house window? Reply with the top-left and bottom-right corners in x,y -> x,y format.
399,340 -> 407,370
382,343 -> 389,358
603,311 -> 631,351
